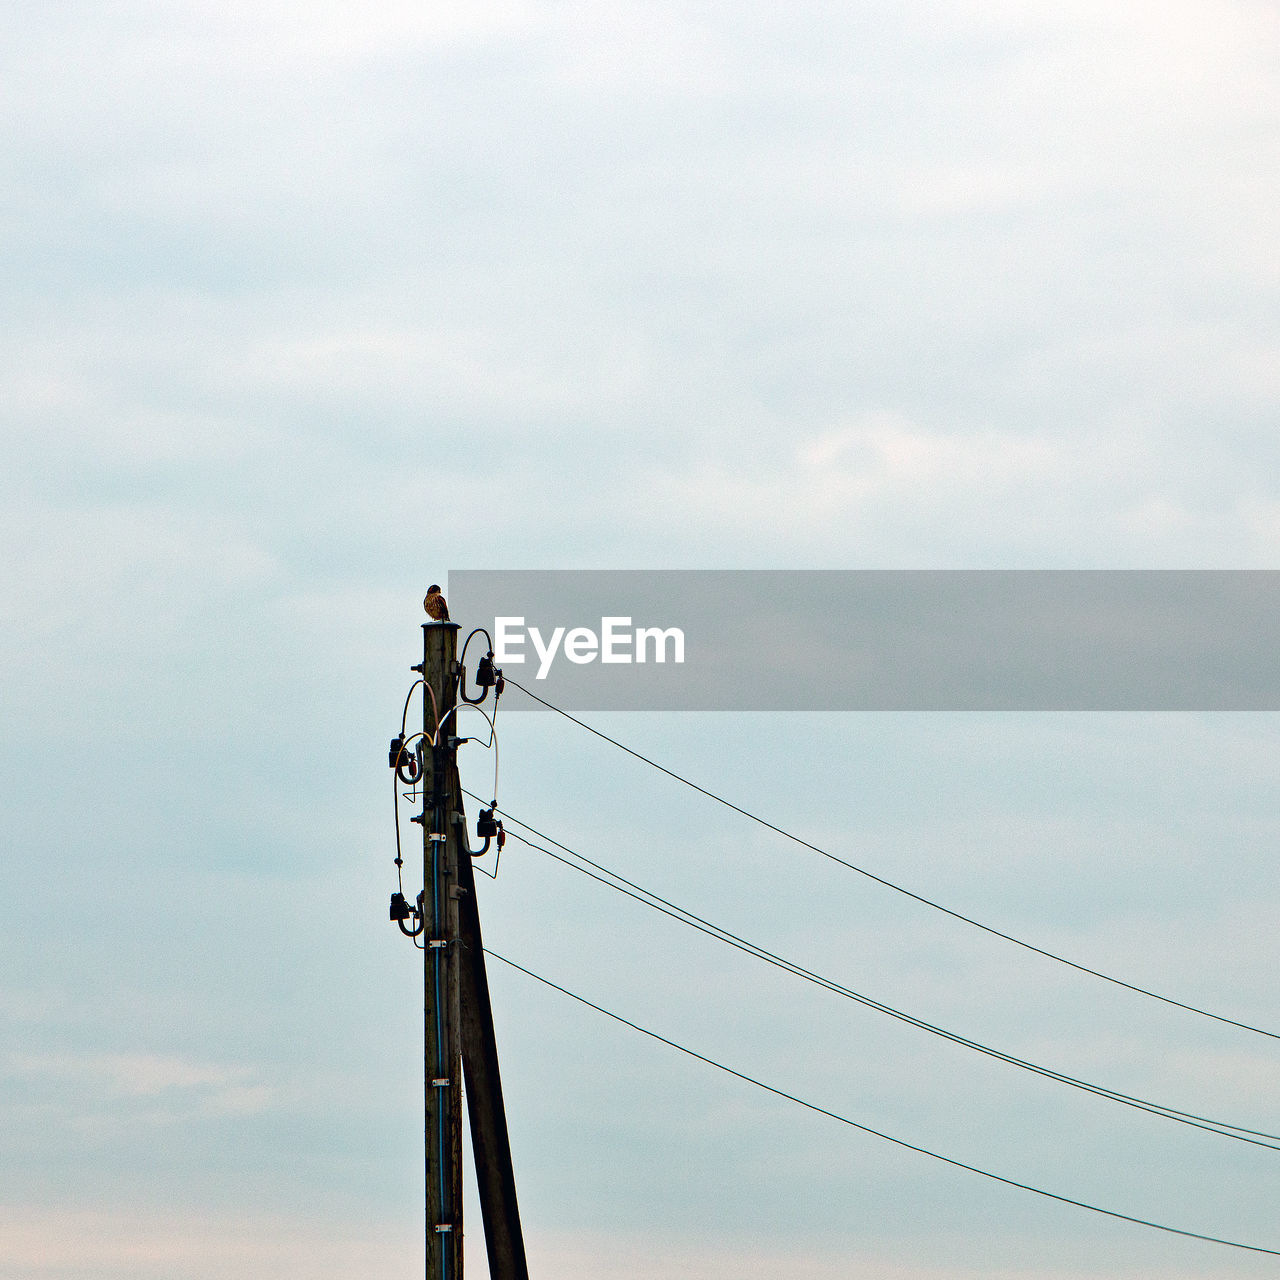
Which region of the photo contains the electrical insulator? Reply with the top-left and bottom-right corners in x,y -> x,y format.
475,653 -> 496,688
477,807 -> 498,839
389,892 -> 411,921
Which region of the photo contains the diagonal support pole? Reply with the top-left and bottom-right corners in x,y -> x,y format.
457,840 -> 530,1280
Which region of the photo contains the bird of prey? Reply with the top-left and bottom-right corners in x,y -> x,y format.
423,585 -> 450,622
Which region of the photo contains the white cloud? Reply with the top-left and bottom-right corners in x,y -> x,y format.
512,1232 -> 1256,1280
0,1205 -> 405,1279
2,1 -> 1279,1274
6,1051 -> 274,1116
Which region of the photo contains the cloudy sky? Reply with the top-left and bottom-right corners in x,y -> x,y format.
3,1 -> 1280,1277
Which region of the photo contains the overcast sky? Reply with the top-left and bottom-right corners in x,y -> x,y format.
3,1 -> 1280,1277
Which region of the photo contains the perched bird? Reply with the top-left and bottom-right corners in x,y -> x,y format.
423,584 -> 450,622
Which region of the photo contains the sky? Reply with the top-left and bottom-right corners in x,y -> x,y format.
2,1 -> 1280,1277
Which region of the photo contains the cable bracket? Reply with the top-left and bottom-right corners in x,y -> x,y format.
431,1077 -> 450,1087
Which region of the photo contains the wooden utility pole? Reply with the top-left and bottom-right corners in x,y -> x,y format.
421,620 -> 464,1280
407,615 -> 527,1280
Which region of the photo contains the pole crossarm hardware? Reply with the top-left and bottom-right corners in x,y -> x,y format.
390,618 -> 526,1280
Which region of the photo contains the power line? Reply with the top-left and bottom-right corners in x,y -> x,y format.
485,950 -> 1280,1258
498,820 -> 1280,1149
505,678 -> 1278,1041
469,794 -> 1279,1152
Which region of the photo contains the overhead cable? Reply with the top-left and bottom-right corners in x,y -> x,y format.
471,794 -> 1279,1151
485,949 -> 1280,1259
505,678 -> 1278,1042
